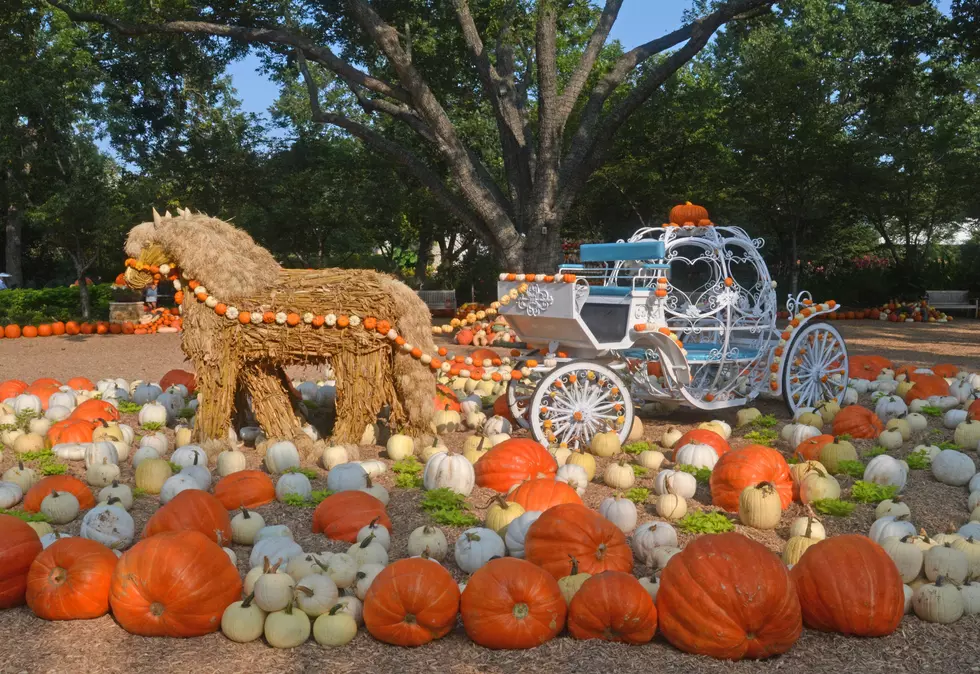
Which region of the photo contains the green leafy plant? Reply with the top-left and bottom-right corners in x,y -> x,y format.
676,511 -> 734,534
392,458 -> 424,488
395,473 -> 424,489
835,460 -> 866,479
284,467 -> 319,480
751,414 -> 779,428
167,461 -> 182,473
18,448 -> 67,476
675,464 -> 712,484
625,487 -> 649,504
310,489 -> 333,504
744,429 -> 778,446
302,400 -> 319,410
631,465 -> 648,477
936,441 -> 962,451
39,462 -> 67,475
420,487 -> 480,527
851,481 -> 898,503
622,441 -> 650,455
787,455 -> 800,465
142,422 -> 164,431
920,405 -> 942,417
0,508 -> 52,523
905,450 -> 931,470
116,401 -> 143,414
864,446 -> 887,458
131,487 -> 148,498
281,489 -> 334,508
480,396 -> 496,409
177,407 -> 196,420
836,434 -> 853,442
811,499 -> 856,517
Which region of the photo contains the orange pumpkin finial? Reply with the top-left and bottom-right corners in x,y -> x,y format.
669,201 -> 712,227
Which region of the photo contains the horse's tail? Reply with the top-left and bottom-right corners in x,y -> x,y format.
382,278 -> 436,434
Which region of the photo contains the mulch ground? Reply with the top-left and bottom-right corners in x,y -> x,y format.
0,319 -> 979,673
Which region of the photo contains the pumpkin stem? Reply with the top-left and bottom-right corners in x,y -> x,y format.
805,517 -> 813,538
106,496 -> 122,506
359,533 -> 376,549
296,585 -> 315,597
111,479 -> 119,488
241,592 -> 256,608
240,506 -> 250,518
369,516 -> 380,528
328,603 -> 345,616
364,474 -> 373,488
568,554 -> 579,576
935,575 -> 946,588
466,532 -> 481,542
477,437 -> 485,451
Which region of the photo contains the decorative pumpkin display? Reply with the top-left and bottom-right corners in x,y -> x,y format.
0,514 -> 44,609
423,450 -> 475,496
791,534 -> 903,636
566,571 -> 657,644
474,439 -> 557,492
110,530 -> 242,637
363,558 -> 460,646
524,504 -> 632,579
214,470 -> 276,510
831,406 -> 884,439
738,482 -> 783,529
312,491 -> 391,543
460,557 -> 567,649
658,533 -> 802,659
710,445 -> 792,513
143,490 -> 232,545
24,474 -> 95,512
26,538 -> 118,620
508,478 -> 582,512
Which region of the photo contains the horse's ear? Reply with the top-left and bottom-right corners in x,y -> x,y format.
181,208 -> 191,220
164,210 -> 172,219
152,208 -> 162,227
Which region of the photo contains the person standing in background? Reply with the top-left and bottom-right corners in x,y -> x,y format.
145,281 -> 158,311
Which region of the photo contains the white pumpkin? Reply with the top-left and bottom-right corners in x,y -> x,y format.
877,428 -> 904,451
869,515 -> 916,544
159,474 -> 201,504
881,536 -> 924,582
483,416 -> 512,436
221,595 -> 267,643
556,463 -> 590,497
875,499 -> 912,520
12,394 -> 42,416
661,427 -> 683,448
217,448 -> 247,476
788,516 -> 826,540
324,553 -> 359,587
931,449 -> 976,487
40,490 -> 79,524
359,476 -> 390,505
263,441 -> 300,473
347,535 -> 389,567
276,472 -> 313,501
454,528 -> 505,574
254,524 -> 294,545
949,380 -> 974,404
231,508 -> 266,545
84,441 -> 119,470
407,525 -> 449,561
327,463 -> 368,492
320,444 -> 350,470
359,460 -> 386,477
503,511 -> 542,559
44,405 -> 72,422
52,442 -> 87,461
673,442 -> 718,470
295,574 -> 340,618
138,402 -> 168,427
254,566 -> 297,612
953,420 -> 980,451
139,432 -> 169,455
913,577 -> 965,624
904,413 -> 928,432
132,383 -> 163,405
357,521 -> 391,551
636,450 -> 666,471
354,563 -> 385,600
170,445 -> 207,469
654,469 -> 697,499
602,461 -> 636,490
598,495 -> 637,534
944,408 -> 969,429
249,536 -> 304,569
0,481 -> 24,508
80,499 -> 135,549
863,454 -> 909,493
2,463 -> 38,492
423,451 -> 475,496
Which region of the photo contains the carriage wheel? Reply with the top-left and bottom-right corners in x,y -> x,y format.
782,322 -> 849,417
528,361 -> 634,450
506,367 -> 544,429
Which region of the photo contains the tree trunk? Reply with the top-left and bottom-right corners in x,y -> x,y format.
5,203 -> 24,288
789,225 -> 799,299
77,275 -> 91,319
521,212 -> 562,272
414,221 -> 432,287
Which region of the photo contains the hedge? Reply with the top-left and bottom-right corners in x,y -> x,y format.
0,285 -> 113,326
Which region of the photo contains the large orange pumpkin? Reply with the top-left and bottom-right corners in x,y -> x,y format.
434,383 -> 461,413
470,348 -> 500,365
475,439 -> 557,493
0,379 -> 29,400
71,399 -> 120,424
64,321 -> 80,335
363,558 -> 460,646
669,201 -> 711,226
493,393 -> 515,423
657,533 -> 802,659
567,571 -> 658,643
709,445 -> 792,512
674,428 -> 730,457
24,475 -> 95,512
26,538 -> 118,620
31,377 -> 61,389
143,490 -> 232,545
524,504 -> 632,579
0,514 -> 42,609
4,324 -> 21,339
791,535 -> 903,636
47,418 -> 95,446
903,374 -> 950,404
21,325 -> 38,338
461,557 -> 566,649
312,491 -> 391,543
794,434 -> 834,461
213,470 -> 275,510
159,369 -> 196,394
65,377 -> 95,391
508,478 -> 582,512
36,324 -> 53,337
51,321 -> 66,336
969,398 -> 980,420
110,530 -> 242,637
831,406 -> 883,439
848,355 -> 884,380
932,363 -> 958,378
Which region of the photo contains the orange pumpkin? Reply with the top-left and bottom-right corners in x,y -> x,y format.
79,323 -> 94,335
36,324 -> 53,337
493,394 -> 515,423
932,363 -> 958,378
65,377 -> 95,391
669,201 -> 711,226
51,322 -> 66,336
64,321 -> 80,335
213,470 -> 275,510
474,439 -> 557,493
0,514 -> 43,609
160,369 -> 196,394
969,398 -> 980,420
567,571 -> 658,644
508,478 -> 583,512
434,383 -> 461,413
24,475 -> 95,512
903,374 -> 950,404
794,434 -> 834,461
674,428 -> 730,457
47,418 -> 96,446
470,348 -> 500,365
143,490 -> 232,545
658,533 -> 802,659
848,355 -> 883,380
71,399 -> 120,424
21,325 -> 38,338
831,406 -> 883,439
110,530 -> 241,637
461,557 -> 566,649
0,379 -> 29,399
4,324 -> 21,339
363,558 -> 460,646
709,445 -> 792,512
108,323 -> 122,334
524,504 -> 632,579
26,538 -> 118,620
312,491 -> 391,543
791,535 -> 903,636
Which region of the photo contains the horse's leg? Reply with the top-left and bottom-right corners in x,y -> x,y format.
332,349 -> 394,443
193,355 -> 240,441
241,362 -> 302,440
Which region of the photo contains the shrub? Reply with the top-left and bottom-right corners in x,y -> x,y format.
0,284 -> 112,325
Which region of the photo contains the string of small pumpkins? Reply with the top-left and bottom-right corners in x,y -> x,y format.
124,260 -> 549,383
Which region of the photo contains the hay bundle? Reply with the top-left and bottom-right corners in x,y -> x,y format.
125,210 -> 436,443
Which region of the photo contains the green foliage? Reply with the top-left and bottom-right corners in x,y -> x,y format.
142,422 -> 164,431
131,487 -> 148,498
625,487 -> 649,504
18,448 -> 67,475
631,465 -> 648,477
420,488 -> 480,527
811,499 -> 856,517
787,455 -> 800,465
0,509 -> 51,523
392,457 -> 424,488
302,400 -> 319,410
751,414 -> 780,429
676,511 -> 734,534
310,490 -> 333,504
0,286 -> 113,325
864,446 -> 887,458
905,450 -> 931,470
744,429 -> 779,446
920,406 -> 943,417
675,464 -> 712,484
835,460 -> 866,479
284,467 -> 319,480
850,481 -> 899,503
177,407 -> 196,420
116,401 -> 143,414
281,489 -> 333,508
167,461 -> 182,473
936,441 -> 962,450
395,472 -> 424,489
622,441 -> 650,455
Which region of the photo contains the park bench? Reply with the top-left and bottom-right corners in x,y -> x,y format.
926,290 -> 978,318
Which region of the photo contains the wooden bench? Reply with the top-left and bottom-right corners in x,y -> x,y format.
926,290 -> 978,318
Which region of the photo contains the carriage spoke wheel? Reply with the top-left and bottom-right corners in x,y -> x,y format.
528,361 -> 634,450
783,322 -> 849,417
506,365 -> 544,430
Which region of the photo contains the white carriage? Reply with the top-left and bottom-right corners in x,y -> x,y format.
499,221 -> 848,449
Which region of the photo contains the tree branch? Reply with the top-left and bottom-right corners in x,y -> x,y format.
534,0 -> 561,200
557,0 -> 624,124
47,0 -> 411,104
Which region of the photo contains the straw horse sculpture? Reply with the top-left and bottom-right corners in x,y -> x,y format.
124,210 -> 435,444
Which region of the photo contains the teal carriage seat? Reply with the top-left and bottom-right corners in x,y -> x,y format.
577,241 -> 668,297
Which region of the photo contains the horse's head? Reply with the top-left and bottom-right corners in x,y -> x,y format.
123,209 -> 193,289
